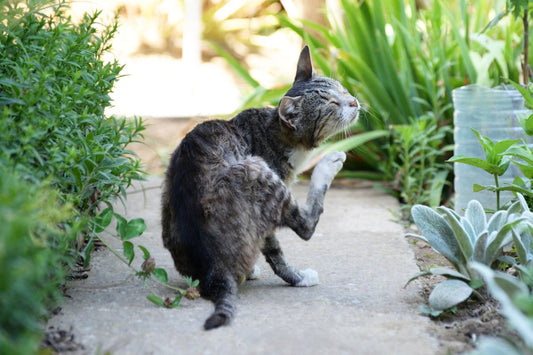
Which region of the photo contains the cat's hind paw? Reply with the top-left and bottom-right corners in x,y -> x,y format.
246,265 -> 261,280
294,268 -> 319,287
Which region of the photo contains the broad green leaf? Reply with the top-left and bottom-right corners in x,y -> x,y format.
504,145 -> 533,168
513,162 -> 533,179
411,205 -> 465,268
146,294 -> 165,307
519,112 -> 533,136
115,213 -> 127,240
153,268 -> 168,284
93,207 -> 113,233
123,218 -> 147,240
123,241 -> 134,266
429,279 -> 473,310
493,139 -> 520,155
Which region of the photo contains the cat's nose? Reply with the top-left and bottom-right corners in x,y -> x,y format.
349,99 -> 359,108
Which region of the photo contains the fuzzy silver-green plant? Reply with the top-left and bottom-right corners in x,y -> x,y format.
468,262 -> 533,354
405,197 -> 528,314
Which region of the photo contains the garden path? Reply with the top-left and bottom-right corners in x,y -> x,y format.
47,176 -> 439,354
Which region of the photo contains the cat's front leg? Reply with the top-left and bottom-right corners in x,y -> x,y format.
307,151 -> 346,213
284,151 -> 345,241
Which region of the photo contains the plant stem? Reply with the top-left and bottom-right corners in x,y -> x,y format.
494,174 -> 500,210
523,8 -> 530,84
94,234 -> 185,294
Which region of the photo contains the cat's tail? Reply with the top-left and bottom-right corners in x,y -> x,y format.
203,272 -> 238,330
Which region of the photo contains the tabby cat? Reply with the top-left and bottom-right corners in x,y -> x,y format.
161,46 -> 360,330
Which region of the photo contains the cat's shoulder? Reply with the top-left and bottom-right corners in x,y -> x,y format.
231,107 -> 276,125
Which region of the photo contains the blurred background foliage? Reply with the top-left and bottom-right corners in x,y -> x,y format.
79,0 -> 525,209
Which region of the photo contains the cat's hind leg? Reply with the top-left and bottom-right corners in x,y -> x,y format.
261,234 -> 319,287
262,152 -> 345,287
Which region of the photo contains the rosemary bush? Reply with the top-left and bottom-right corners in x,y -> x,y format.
0,1 -> 145,352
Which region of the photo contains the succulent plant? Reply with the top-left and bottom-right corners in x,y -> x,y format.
406,197 -> 528,314
468,262 -> 533,354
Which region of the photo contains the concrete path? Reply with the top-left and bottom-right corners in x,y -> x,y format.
48,177 -> 438,354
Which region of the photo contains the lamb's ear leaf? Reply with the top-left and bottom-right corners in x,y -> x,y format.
279,96 -> 301,130
429,279 -> 473,310
294,45 -> 314,82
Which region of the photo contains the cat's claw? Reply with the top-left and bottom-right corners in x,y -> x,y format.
294,268 -> 319,287
311,151 -> 346,189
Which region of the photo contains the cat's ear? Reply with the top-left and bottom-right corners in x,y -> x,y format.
279,96 -> 302,130
294,45 -> 314,82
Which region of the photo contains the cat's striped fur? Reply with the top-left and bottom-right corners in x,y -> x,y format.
161,46 -> 360,330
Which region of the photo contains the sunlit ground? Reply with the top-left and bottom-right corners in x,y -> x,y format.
70,1 -> 302,119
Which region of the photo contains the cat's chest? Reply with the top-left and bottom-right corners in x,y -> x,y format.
286,148 -> 312,183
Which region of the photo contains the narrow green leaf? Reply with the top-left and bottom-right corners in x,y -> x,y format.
208,42 -> 260,88
146,294 -> 165,307
428,267 -> 471,281
473,183 -> 487,192
316,130 -> 389,155
138,245 -> 151,260
404,270 -> 431,288
172,294 -> 184,308
447,155 -> 500,175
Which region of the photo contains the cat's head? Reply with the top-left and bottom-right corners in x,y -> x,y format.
278,46 -> 360,148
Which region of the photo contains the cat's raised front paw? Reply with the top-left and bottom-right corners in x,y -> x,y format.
311,151 -> 346,189
294,268 -> 319,287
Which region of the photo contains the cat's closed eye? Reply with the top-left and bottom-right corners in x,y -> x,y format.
327,99 -> 340,106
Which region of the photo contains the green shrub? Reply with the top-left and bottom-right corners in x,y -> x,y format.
0,0 -> 145,216
0,169 -> 75,354
0,0 -> 146,352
